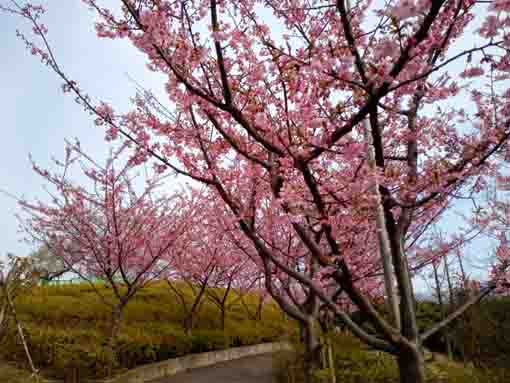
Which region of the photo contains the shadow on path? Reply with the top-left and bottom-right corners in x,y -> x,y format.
149,353 -> 277,383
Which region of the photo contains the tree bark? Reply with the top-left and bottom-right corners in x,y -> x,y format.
385,226 -> 425,383
303,318 -> 321,383
326,336 -> 336,383
184,287 -> 206,335
361,117 -> 401,330
220,306 -> 226,330
183,313 -> 194,336
444,256 -> 460,360
256,294 -> 263,320
432,261 -> 452,360
0,303 -> 7,339
108,304 -> 124,350
397,344 -> 426,383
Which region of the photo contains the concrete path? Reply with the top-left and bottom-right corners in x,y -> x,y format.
148,353 -> 277,383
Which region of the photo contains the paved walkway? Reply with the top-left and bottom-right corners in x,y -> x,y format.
149,353 -> 277,383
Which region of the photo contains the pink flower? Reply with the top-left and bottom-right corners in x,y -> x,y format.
491,0 -> 510,12
254,112 -> 268,127
460,67 -> 484,78
390,0 -> 419,21
479,15 -> 499,38
95,102 -> 115,126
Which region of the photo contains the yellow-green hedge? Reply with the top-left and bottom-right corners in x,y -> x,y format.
0,282 -> 290,381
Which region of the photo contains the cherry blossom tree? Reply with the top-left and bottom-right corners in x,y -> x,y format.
6,1 -> 510,382
238,278 -> 268,322
210,187 -> 385,378
18,142 -> 195,349
193,213 -> 263,330
165,249 -> 218,335
472,171 -> 510,292
203,251 -> 260,331
160,191 -> 255,333
164,230 -> 226,335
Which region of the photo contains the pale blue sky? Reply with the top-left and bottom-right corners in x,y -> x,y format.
0,1 -> 167,258
0,1 -> 495,290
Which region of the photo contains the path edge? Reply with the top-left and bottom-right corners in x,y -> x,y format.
91,341 -> 292,383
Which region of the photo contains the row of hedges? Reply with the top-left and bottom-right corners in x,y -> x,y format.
14,282 -> 282,328
1,322 -> 285,381
0,282 -> 291,382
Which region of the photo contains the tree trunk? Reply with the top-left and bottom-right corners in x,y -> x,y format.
445,332 -> 453,360
108,304 -> 124,350
444,256 -> 459,360
183,313 -> 194,336
220,306 -> 226,330
397,345 -> 426,383
432,262 -> 453,360
388,236 -> 424,383
326,336 -> 336,383
303,318 -> 321,383
360,117 -> 401,329
256,294 -> 263,321
240,295 -> 262,321
0,303 -> 7,339
184,281 -> 207,335
105,304 -> 124,376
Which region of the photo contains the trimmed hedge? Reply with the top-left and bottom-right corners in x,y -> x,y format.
0,282 -> 290,381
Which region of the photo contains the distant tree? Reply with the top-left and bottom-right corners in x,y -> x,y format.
203,249 -> 260,331
164,203 -> 261,333
238,276 -> 268,322
19,143 -> 196,352
164,235 -> 219,335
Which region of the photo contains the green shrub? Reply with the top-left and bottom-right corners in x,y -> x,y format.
273,332 -> 509,383
1,282 -> 289,380
414,298 -> 510,368
0,324 -> 115,381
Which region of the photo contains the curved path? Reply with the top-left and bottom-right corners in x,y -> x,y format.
148,353 -> 277,383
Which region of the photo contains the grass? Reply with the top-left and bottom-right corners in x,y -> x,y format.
0,281 -> 293,382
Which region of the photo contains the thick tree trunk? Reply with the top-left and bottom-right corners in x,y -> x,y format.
108,304 -> 124,350
303,319 -> 321,383
385,231 -> 424,383
105,304 -> 124,376
397,345 -> 426,383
